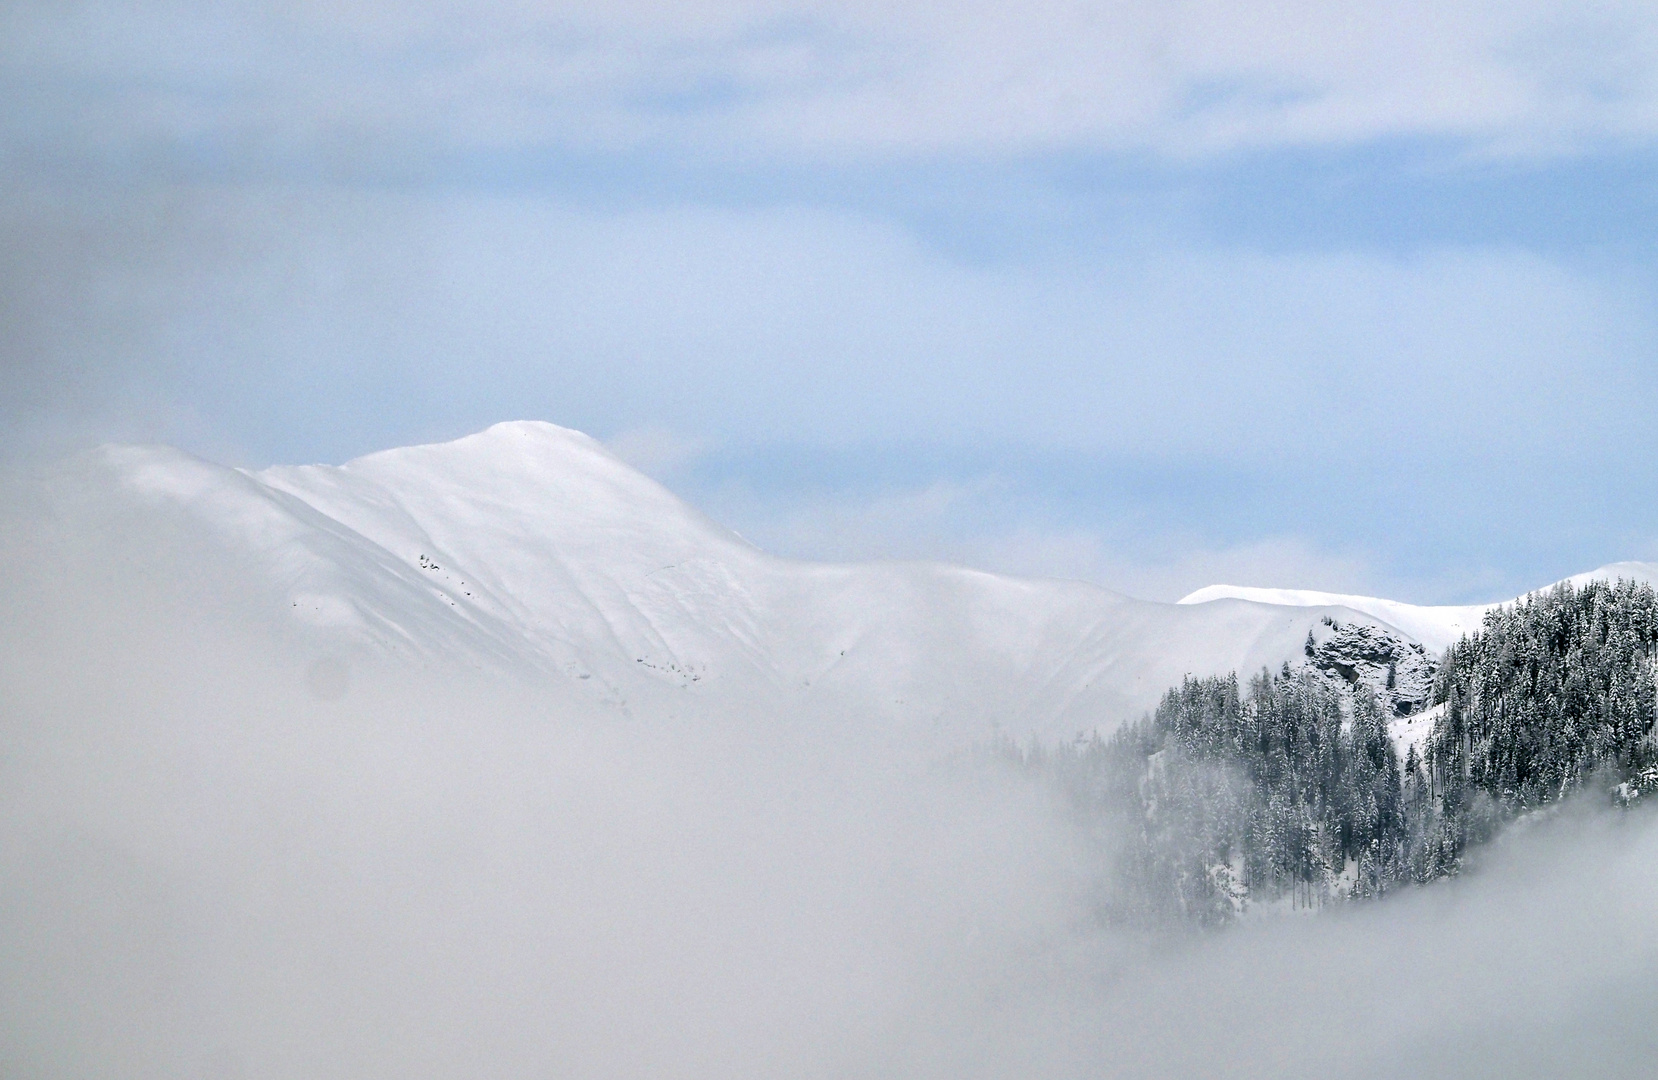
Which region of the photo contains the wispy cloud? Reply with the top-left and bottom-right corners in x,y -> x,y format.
605,427 -> 719,479
5,1 -> 1658,176
8,184 -> 1646,466
687,471 -> 1382,601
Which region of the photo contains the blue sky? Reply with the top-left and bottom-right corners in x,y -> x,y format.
4,1 -> 1658,601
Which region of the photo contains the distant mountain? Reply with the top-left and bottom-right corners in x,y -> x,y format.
41,421 -> 1658,742
1178,560 -> 1658,654
1177,584 -> 1488,654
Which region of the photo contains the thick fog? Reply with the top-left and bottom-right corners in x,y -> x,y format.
4,473 -> 1658,1080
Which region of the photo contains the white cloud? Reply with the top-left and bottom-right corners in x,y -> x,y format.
7,183 -> 1652,472
604,427 -> 718,479
5,1 -> 1658,167
691,474 -> 1384,602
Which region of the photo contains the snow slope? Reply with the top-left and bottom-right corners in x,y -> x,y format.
1388,703 -> 1443,765
1178,559 -> 1658,655
40,421 -> 1658,743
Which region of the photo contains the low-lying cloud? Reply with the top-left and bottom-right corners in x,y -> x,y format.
4,468 -> 1658,1079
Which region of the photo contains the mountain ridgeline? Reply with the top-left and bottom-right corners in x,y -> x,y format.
1019,578 -> 1658,926
22,427 -> 1658,930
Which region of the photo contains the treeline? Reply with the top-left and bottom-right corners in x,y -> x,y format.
1426,578 -> 1658,812
1015,579 -> 1658,926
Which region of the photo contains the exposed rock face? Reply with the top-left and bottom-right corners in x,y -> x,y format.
1303,617 -> 1436,716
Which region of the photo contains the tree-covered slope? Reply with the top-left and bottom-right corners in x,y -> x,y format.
1032,579 -> 1658,925
1426,578 -> 1658,812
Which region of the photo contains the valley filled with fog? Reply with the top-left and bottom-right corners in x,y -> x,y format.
5,430 -> 1658,1079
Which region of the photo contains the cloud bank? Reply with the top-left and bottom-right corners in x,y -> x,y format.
4,468 -> 1658,1078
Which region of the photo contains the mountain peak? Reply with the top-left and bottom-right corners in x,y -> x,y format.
275,419 -> 746,554
342,419 -> 616,476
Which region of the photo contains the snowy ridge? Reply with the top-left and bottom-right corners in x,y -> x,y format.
1175,584 -> 1486,653
58,421 -> 1658,742
1177,560 -> 1658,655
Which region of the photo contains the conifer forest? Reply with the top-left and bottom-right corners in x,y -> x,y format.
1017,579 -> 1658,925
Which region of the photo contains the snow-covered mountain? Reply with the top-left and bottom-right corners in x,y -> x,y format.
1178,561 -> 1658,655
46,421 -> 1658,741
